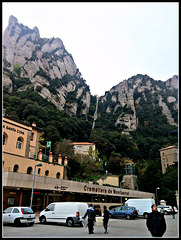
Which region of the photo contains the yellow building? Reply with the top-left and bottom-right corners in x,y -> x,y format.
3,116 -> 68,210
159,145 -> 178,174
71,142 -> 96,158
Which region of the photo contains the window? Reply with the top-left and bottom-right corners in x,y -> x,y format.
7,197 -> 15,206
162,158 -> 165,163
162,153 -> 164,156
30,133 -> 34,141
45,204 -> 55,211
115,206 -> 122,211
12,208 -> 20,213
122,206 -> 127,210
27,167 -> 32,174
45,170 -> 49,176
22,208 -> 34,214
38,168 -> 41,174
16,137 -> 22,149
13,164 -> 19,172
56,172 -> 60,179
3,207 -> 13,213
77,146 -> 82,151
3,134 -> 6,145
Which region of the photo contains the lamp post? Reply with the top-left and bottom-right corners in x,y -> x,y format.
156,187 -> 160,206
30,162 -> 42,209
120,180 -> 125,205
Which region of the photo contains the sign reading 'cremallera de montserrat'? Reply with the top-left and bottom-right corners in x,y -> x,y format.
83,185 -> 129,195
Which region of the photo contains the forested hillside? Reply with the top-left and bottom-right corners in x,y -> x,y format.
3,15 -> 178,206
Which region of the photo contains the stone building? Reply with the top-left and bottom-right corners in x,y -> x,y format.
159,145 -> 178,174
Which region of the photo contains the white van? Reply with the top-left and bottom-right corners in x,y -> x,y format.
125,198 -> 155,219
39,202 -> 88,227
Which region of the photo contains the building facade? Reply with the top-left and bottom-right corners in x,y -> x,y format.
71,142 -> 96,157
159,145 -> 178,174
3,116 -> 68,210
3,116 -> 155,212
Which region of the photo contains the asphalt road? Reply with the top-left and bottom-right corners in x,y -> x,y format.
2,214 -> 179,238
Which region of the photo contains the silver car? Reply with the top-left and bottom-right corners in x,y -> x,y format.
157,205 -> 172,215
3,206 -> 35,227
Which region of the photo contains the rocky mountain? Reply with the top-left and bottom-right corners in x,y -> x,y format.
3,16 -> 178,134
3,15 -> 91,117
97,74 -> 178,133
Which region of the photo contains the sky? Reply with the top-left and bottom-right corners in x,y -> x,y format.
2,2 -> 178,96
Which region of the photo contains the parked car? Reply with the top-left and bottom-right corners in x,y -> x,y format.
39,202 -> 88,227
92,204 -> 102,216
3,206 -> 35,227
157,205 -> 172,215
109,205 -> 138,220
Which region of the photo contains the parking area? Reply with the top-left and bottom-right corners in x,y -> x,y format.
3,214 -> 179,238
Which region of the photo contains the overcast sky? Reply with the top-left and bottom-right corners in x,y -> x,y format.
3,2 -> 178,96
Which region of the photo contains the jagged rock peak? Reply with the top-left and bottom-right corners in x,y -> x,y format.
9,15 -> 18,25
5,15 -> 40,39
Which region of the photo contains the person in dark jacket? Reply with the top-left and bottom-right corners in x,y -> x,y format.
103,205 -> 109,234
171,206 -> 176,219
146,204 -> 166,237
83,204 -> 96,234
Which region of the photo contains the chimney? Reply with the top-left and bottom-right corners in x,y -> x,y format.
58,154 -> 62,165
64,157 -> 68,166
49,152 -> 53,163
32,122 -> 36,127
38,149 -> 42,161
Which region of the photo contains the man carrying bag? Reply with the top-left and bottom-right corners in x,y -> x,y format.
83,204 -> 96,234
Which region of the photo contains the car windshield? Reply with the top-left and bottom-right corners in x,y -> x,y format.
22,208 -> 34,214
3,207 -> 13,213
115,206 -> 122,211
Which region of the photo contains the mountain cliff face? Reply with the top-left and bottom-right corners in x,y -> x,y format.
98,74 -> 178,133
3,15 -> 90,116
3,16 -> 178,133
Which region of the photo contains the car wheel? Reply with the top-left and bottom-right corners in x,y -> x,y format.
164,211 -> 168,215
67,218 -> 74,227
14,219 -> 21,227
126,214 -> 131,220
144,213 -> 148,219
109,213 -> 113,218
40,216 -> 46,224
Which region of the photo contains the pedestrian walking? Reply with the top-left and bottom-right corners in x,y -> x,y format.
103,205 -> 109,234
146,204 -> 166,237
83,204 -> 96,234
171,206 -> 175,219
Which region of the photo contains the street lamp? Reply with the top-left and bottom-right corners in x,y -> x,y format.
30,162 -> 42,209
156,187 -> 160,206
120,180 -> 125,205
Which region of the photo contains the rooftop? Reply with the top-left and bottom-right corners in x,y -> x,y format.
159,145 -> 177,151
71,142 -> 95,145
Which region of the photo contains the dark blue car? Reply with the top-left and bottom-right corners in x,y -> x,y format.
109,206 -> 138,220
